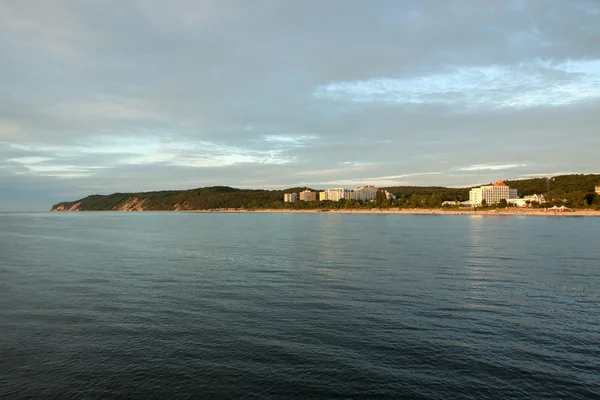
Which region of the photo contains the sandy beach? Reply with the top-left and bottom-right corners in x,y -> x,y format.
191,208 -> 600,216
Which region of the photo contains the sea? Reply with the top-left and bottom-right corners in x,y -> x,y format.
1,212 -> 599,399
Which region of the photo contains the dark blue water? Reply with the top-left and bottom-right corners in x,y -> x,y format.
1,212 -> 599,399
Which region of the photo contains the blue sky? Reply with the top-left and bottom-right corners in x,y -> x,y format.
1,0 -> 599,210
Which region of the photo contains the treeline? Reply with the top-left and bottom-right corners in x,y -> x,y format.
382,186 -> 471,208
53,186 -> 318,211
505,174 -> 600,196
52,174 -> 600,211
383,174 -> 600,209
505,174 -> 600,208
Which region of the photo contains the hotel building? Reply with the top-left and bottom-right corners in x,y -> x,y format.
469,180 -> 518,205
354,185 -> 378,201
283,193 -> 297,203
299,190 -> 317,201
317,185 -> 383,202
324,188 -> 348,202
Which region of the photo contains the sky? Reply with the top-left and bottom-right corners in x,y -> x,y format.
1,0 -> 600,210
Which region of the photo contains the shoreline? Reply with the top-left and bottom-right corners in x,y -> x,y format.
53,208 -> 600,216
212,208 -> 600,216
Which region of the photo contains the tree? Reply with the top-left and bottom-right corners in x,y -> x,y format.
498,199 -> 508,208
566,191 -> 586,207
375,190 -> 387,207
481,199 -> 487,207
428,194 -> 442,208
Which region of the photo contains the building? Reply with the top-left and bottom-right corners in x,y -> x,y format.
283,193 -> 297,203
596,186 -> 600,195
506,198 -> 529,207
384,190 -> 396,201
507,194 -> 546,207
325,188 -> 342,202
324,188 -> 354,201
354,185 -> 378,201
469,180 -> 518,205
319,191 -> 328,201
524,194 -> 546,203
325,188 -> 344,202
299,190 -> 317,202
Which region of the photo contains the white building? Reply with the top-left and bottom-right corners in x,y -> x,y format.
524,194 -> 546,203
384,190 -> 396,201
507,198 -> 529,207
284,193 -> 297,203
354,185 -> 378,201
469,180 -> 518,205
325,188 -> 343,202
323,188 -> 355,201
324,188 -> 350,201
507,194 -> 547,207
596,186 -> 600,195
317,186 -> 385,202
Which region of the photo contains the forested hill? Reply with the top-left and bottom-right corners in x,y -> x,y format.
383,174 -> 600,203
51,186 -> 311,211
504,174 -> 600,196
51,174 -> 600,211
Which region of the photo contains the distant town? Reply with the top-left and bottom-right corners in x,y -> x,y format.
285,181 -> 600,208
285,185 -> 396,203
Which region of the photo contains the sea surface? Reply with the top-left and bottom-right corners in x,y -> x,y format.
1,212 -> 599,399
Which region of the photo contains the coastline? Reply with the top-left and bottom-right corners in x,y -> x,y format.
214,208 -> 600,216
55,208 -> 600,216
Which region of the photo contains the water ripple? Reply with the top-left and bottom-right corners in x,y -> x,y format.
1,212 -> 599,399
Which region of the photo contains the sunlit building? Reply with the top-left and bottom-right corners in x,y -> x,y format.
354,185 -> 378,201
524,194 -> 546,203
284,193 -> 297,203
507,193 -> 546,207
324,188 -> 354,201
325,188 -> 345,202
317,186 -> 386,202
299,190 -> 317,201
596,186 -> 600,195
469,180 -> 518,205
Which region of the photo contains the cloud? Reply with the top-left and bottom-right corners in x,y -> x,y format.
518,172 -> 574,178
1,134 -> 296,180
263,135 -> 318,146
313,172 -> 443,188
1,0 -> 599,209
452,164 -> 529,172
314,60 -> 600,109
6,156 -> 53,164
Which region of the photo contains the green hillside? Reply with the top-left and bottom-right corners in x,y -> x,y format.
52,174 -> 600,211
